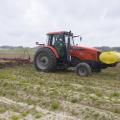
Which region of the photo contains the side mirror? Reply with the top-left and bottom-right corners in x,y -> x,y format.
80,37 -> 82,41
36,42 -> 45,46
36,42 -> 39,45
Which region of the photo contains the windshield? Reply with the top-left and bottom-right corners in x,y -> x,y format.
65,35 -> 74,46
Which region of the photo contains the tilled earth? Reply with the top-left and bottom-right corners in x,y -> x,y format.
0,64 -> 120,120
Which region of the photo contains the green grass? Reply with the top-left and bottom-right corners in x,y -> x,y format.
110,92 -> 120,97
50,101 -> 60,110
0,64 -> 119,119
10,115 -> 20,120
0,107 -> 6,113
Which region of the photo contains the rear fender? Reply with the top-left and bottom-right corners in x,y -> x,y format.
46,46 -> 60,59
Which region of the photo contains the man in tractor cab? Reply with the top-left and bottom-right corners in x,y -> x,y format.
53,36 -> 67,61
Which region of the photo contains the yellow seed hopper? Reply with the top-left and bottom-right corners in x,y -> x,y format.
99,51 -> 120,64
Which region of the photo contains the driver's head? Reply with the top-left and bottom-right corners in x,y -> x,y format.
59,38 -> 62,42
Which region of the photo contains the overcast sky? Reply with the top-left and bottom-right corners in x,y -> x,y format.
0,0 -> 120,47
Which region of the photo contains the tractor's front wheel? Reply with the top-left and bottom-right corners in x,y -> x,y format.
34,47 -> 56,72
76,63 -> 92,76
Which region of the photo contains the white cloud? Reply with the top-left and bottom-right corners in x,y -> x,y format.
0,0 -> 120,47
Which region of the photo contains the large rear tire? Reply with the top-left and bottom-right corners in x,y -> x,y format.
34,47 -> 56,72
76,63 -> 92,76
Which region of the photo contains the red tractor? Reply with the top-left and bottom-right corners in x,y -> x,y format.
34,31 -> 117,76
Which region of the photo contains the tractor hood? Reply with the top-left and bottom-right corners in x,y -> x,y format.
71,45 -> 120,65
71,45 -> 101,62
72,45 -> 100,52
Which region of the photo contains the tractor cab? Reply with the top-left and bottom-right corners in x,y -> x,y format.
47,31 -> 73,45
47,31 -> 74,62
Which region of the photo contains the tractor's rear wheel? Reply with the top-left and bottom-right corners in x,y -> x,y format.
76,63 -> 92,76
34,47 -> 56,72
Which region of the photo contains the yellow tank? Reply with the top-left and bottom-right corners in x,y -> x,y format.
99,51 -> 120,64
115,52 -> 120,62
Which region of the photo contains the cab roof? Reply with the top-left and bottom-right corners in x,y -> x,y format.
47,31 -> 73,35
